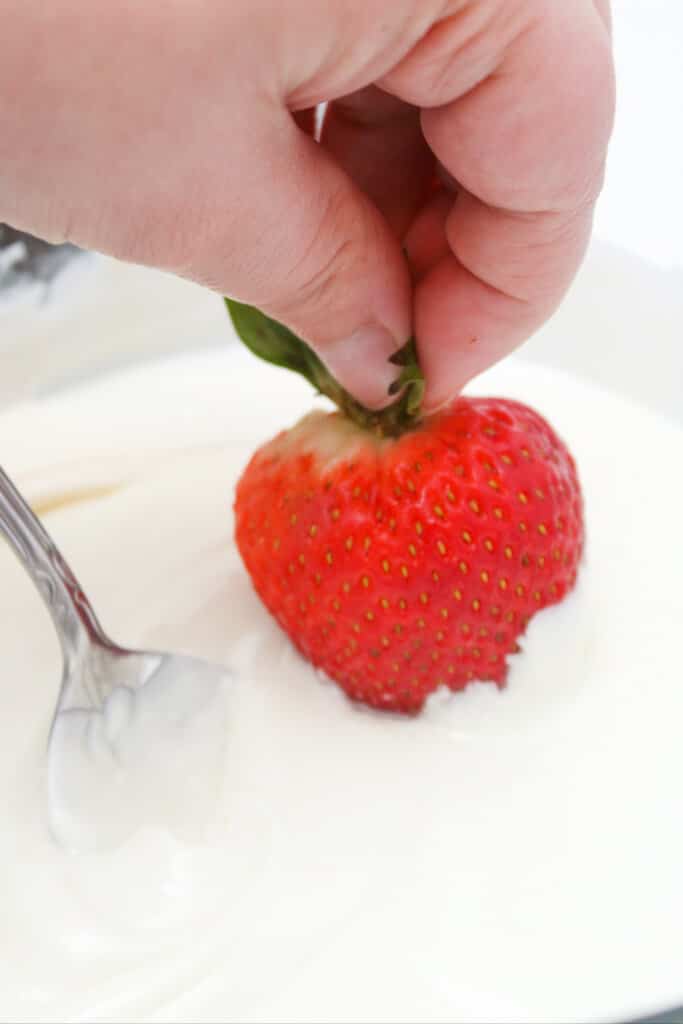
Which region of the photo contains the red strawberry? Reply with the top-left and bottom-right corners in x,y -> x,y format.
227,302 -> 584,714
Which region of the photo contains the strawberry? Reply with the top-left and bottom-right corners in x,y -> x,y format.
227,302 -> 584,713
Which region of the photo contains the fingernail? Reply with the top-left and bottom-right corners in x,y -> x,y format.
422,384 -> 458,417
422,393 -> 455,416
323,324 -> 400,410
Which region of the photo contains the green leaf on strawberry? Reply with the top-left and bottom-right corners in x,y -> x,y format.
225,299 -> 424,438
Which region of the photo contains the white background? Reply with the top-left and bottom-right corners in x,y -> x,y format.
595,0 -> 683,268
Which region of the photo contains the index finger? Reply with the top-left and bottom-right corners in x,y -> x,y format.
381,0 -> 614,409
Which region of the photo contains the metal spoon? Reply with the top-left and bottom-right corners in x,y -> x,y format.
0,463 -> 231,850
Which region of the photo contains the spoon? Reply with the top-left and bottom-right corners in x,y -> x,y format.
0,464 -> 231,850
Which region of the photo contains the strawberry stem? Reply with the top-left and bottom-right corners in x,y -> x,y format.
224,300 -> 425,438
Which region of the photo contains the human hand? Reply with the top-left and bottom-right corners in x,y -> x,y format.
0,0 -> 614,409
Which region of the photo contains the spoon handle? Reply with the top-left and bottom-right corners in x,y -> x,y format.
0,465 -> 106,664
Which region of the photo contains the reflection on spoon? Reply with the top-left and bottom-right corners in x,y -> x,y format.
48,656 -> 231,852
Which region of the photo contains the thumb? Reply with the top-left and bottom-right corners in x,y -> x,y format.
220,117 -> 412,409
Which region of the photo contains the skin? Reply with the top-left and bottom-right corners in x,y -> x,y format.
0,0 -> 614,410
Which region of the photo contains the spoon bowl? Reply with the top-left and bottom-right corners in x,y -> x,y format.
0,464 -> 231,851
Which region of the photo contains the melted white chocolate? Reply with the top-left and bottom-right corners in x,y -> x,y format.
1,346 -> 683,1023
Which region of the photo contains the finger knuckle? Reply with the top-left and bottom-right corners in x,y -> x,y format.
271,185 -> 359,322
